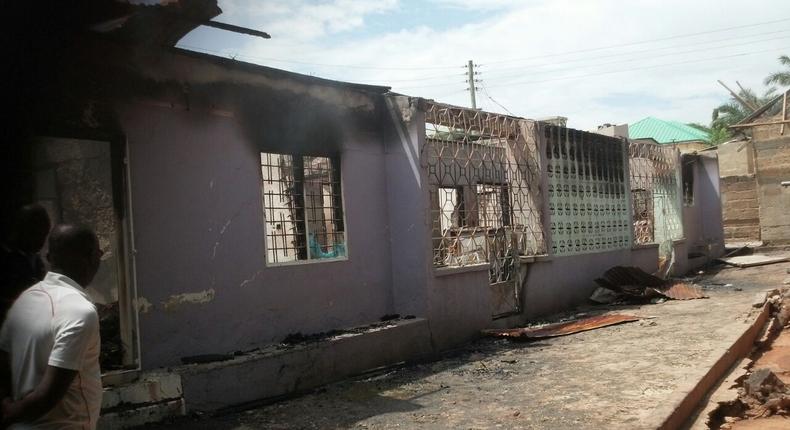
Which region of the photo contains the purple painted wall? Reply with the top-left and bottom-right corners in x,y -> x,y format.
119,84 -> 396,368
683,153 -> 724,268
522,247 -> 658,319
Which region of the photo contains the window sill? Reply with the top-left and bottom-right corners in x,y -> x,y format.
434,263 -> 489,277
519,254 -> 551,263
266,256 -> 348,267
632,243 -> 660,250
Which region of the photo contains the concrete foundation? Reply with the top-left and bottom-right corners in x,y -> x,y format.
177,318 -> 432,412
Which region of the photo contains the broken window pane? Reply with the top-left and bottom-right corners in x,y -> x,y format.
628,141 -> 683,252
476,184 -> 510,229
438,187 -> 464,232
261,153 -> 346,264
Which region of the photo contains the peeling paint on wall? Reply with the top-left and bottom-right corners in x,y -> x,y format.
135,297 -> 153,314
239,271 -> 263,288
161,289 -> 216,312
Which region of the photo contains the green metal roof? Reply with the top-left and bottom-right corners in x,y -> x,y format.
629,117 -> 710,144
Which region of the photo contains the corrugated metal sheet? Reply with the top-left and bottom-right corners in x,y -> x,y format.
629,117 -> 710,144
594,266 -> 706,301
483,314 -> 641,340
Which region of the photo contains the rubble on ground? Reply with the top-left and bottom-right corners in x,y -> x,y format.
589,266 -> 706,304
708,287 -> 790,429
482,314 -> 640,340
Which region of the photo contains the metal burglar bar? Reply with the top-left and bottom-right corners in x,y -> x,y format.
261,153 -> 346,264
303,156 -> 346,258
423,102 -> 546,281
545,126 -> 631,256
628,141 -> 683,252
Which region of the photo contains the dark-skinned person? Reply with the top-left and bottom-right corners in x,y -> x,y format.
0,224 -> 102,429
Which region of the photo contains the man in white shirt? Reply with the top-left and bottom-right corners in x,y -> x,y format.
0,224 -> 103,429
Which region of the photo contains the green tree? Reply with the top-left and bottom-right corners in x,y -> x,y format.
705,55 -> 788,144
687,122 -> 730,146
764,55 -> 790,87
710,86 -> 777,144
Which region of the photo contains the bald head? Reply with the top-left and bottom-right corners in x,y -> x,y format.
47,224 -> 102,287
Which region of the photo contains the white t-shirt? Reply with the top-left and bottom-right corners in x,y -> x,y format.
0,272 -> 102,430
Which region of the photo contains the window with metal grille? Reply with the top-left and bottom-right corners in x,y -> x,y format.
423,102 -> 547,270
260,153 -> 346,264
476,184 -> 510,229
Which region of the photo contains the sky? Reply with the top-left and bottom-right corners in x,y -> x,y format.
178,0 -> 790,130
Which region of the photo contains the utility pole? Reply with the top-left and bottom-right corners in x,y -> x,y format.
466,60 -> 479,109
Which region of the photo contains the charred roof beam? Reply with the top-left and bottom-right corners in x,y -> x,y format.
202,20 -> 270,39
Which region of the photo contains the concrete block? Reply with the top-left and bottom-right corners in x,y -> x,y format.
722,190 -> 757,201
726,200 -> 758,211
178,318 -> 433,411
102,373 -> 183,410
722,209 -> 759,221
723,180 -> 758,193
98,399 -> 185,430
752,292 -> 768,308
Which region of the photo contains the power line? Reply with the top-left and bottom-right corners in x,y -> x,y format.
481,16 -> 790,65
485,45 -> 790,89
178,43 -> 463,70
479,81 -> 516,116
356,31 -> 790,86
477,34 -> 790,84
179,17 -> 790,74
481,29 -> 790,75
181,43 -> 469,84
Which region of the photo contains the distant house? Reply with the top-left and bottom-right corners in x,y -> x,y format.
629,117 -> 711,153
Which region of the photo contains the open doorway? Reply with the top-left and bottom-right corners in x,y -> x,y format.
32,137 -> 139,376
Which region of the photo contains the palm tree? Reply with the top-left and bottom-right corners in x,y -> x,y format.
710,86 -> 777,144
764,55 -> 790,87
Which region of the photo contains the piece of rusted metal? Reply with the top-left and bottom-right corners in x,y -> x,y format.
482,314 -> 641,340
654,282 -> 706,300
594,266 -> 707,301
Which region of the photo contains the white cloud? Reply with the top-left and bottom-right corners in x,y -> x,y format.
184,0 -> 790,130
216,0 -> 397,41
428,0 -> 525,10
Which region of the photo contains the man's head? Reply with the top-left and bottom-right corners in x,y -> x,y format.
10,204 -> 51,253
46,224 -> 102,287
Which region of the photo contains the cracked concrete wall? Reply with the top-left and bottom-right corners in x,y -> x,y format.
116,58 -> 396,369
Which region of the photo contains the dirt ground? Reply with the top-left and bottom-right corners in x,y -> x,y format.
141,260 -> 790,430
